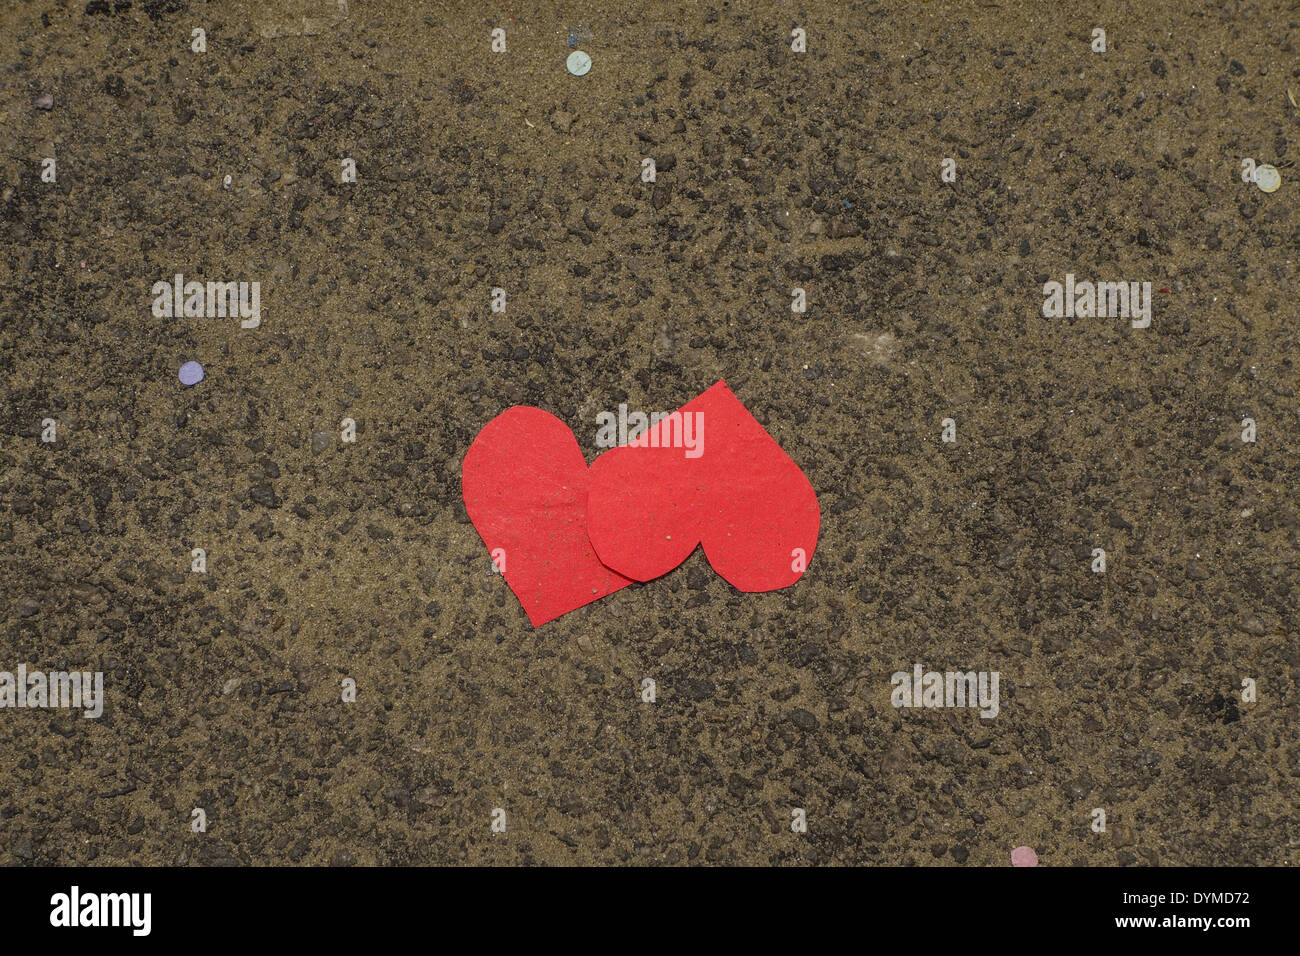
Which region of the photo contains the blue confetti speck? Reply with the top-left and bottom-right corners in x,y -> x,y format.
178,361 -> 205,386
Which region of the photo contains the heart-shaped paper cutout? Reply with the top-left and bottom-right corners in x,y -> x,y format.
586,380 -> 820,591
462,406 -> 634,627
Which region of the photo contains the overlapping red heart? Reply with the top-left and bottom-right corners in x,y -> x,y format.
461,381 -> 819,626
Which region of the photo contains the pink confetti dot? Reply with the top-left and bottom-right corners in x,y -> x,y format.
1011,845 -> 1038,867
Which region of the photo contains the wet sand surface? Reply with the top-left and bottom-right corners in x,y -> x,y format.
1,0 -> 1296,865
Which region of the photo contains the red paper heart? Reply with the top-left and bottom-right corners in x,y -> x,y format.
461,406 -> 634,627
586,381 -> 820,591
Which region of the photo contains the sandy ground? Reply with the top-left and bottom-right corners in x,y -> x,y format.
0,0 -> 1297,865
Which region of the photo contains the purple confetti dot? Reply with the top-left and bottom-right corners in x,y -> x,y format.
179,361 -> 205,386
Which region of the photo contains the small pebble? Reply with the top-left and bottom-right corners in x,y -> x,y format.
1253,163 -> 1281,193
1011,845 -> 1039,867
178,361 -> 205,386
567,50 -> 592,76
33,93 -> 53,110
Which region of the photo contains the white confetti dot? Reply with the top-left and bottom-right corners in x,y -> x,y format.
567,50 -> 592,76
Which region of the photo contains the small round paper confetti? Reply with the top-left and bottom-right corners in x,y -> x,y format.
178,361 -> 205,386
566,50 -> 592,76
1011,845 -> 1039,867
1253,164 -> 1281,193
